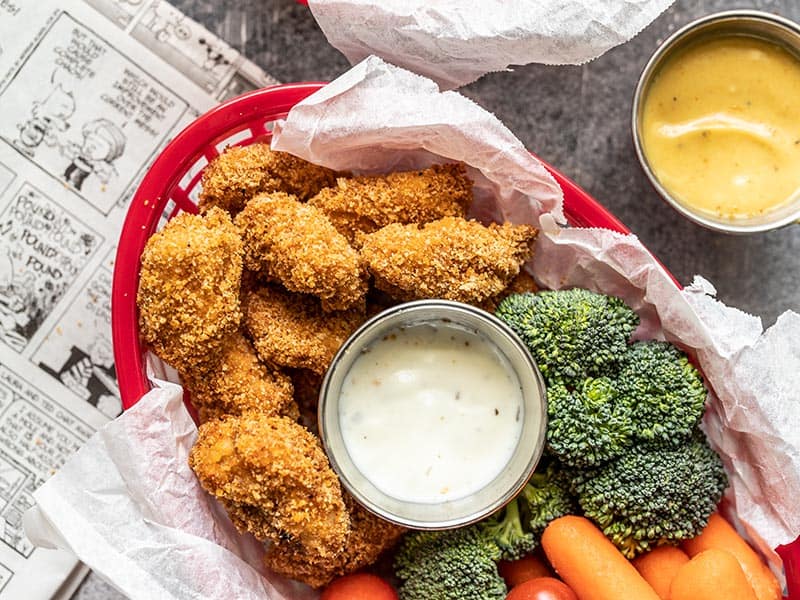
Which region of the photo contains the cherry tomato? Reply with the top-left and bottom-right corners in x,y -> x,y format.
506,577 -> 578,600
320,573 -> 398,600
498,555 -> 551,588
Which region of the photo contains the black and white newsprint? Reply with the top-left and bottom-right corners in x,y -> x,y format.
0,1 -> 277,597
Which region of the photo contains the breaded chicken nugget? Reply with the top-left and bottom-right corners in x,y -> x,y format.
235,193 -> 367,312
189,413 -> 349,558
308,163 -> 472,244
137,208 -> 243,371
478,271 -> 540,313
338,494 -> 407,574
263,493 -> 407,588
359,216 -> 538,305
181,332 -> 297,423
199,143 -> 338,215
243,286 -> 364,375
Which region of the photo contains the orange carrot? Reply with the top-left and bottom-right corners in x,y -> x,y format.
541,515 -> 660,600
681,513 -> 781,600
670,548 -> 757,600
498,554 -> 552,588
631,546 -> 689,600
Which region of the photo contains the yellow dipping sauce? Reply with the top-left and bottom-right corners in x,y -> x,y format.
641,35 -> 800,220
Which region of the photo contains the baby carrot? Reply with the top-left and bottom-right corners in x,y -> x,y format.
681,513 -> 781,600
670,548 -> 757,600
631,546 -> 689,600
541,515 -> 660,600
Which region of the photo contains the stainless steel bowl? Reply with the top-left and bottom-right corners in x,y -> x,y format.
632,10 -> 800,234
318,300 -> 547,529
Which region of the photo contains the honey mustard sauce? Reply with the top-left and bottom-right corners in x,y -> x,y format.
641,36 -> 800,220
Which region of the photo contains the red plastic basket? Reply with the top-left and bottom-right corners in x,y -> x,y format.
110,82 -> 799,597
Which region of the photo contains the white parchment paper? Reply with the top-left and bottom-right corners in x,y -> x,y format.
308,0 -> 675,89
24,57 -> 798,598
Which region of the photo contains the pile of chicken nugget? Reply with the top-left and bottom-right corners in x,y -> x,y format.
136,143 -> 540,588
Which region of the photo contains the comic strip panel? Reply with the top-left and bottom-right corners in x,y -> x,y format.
84,0 -> 146,29
0,183 -> 102,352
32,265 -> 121,418
131,0 -> 239,94
0,11 -> 188,214
0,365 -> 92,558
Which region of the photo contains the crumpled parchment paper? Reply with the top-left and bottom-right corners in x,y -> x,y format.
24,57 -> 798,598
308,0 -> 675,89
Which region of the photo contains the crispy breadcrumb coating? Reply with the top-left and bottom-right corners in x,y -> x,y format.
263,493 -> 407,588
189,413 -> 349,558
308,164 -> 472,244
137,208 -> 243,371
181,332 -> 297,423
359,216 -> 538,305
199,144 -> 338,215
288,368 -> 323,435
235,193 -> 367,312
243,286 -> 364,375
338,494 -> 407,573
478,271 -> 540,313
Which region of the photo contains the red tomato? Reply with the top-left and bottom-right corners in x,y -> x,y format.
320,573 -> 398,600
506,577 -> 578,600
498,555 -> 551,588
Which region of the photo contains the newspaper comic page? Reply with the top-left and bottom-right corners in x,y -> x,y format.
0,1 -> 277,597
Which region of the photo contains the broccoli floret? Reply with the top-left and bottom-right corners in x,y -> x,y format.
545,377 -> 634,468
495,290 -> 638,380
479,498 -> 536,561
618,341 -> 707,444
394,527 -> 506,600
519,461 -> 577,538
573,433 -> 728,558
477,462 -> 576,561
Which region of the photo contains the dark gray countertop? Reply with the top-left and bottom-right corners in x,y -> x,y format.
73,1 -> 799,598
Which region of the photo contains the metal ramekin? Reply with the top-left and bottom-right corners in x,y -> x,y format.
318,300 -> 547,530
632,10 -> 800,234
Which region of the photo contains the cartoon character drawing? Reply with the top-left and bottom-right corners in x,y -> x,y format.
40,332 -> 121,417
62,118 -> 126,191
13,85 -> 75,158
0,247 -> 32,351
142,2 -> 191,43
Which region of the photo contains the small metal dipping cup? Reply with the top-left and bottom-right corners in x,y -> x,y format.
632,10 -> 800,234
318,300 -> 547,530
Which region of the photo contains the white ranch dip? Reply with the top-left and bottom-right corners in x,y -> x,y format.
338,322 -> 524,504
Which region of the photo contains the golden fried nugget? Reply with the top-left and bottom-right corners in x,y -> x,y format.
338,494 -> 407,574
181,332 -> 297,423
189,414 -> 349,558
308,163 -> 472,244
263,493 -> 407,589
137,208 -> 243,371
235,193 -> 367,312
478,271 -> 540,313
359,216 -> 538,305
199,143 -> 338,215
243,286 -> 364,375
